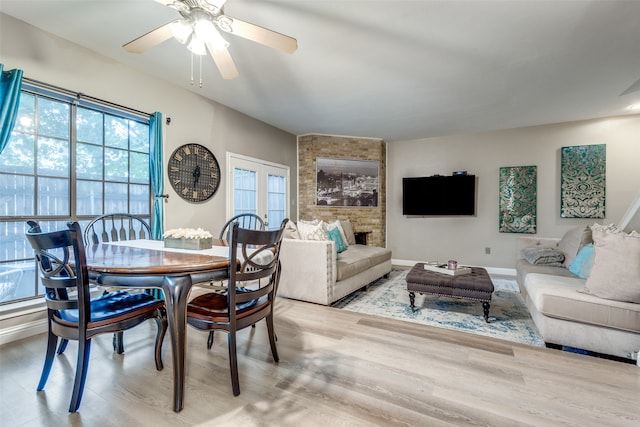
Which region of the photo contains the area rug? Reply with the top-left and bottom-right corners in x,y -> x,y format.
334,268 -> 546,347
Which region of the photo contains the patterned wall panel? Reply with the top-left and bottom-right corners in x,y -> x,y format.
499,166 -> 537,233
561,144 -> 606,218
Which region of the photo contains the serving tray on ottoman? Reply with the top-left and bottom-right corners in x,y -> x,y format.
406,263 -> 495,322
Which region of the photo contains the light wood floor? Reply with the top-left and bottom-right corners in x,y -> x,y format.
1,298 -> 638,426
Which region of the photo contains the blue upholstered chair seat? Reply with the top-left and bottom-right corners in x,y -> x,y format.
56,291 -> 162,325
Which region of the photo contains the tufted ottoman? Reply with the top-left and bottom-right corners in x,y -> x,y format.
406,263 -> 495,322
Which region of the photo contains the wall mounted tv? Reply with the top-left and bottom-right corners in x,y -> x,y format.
402,175 -> 476,216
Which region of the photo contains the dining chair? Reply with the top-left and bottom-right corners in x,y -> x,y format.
25,220 -> 167,412
187,218 -> 288,396
83,213 -> 152,354
218,213 -> 265,240
84,213 -> 151,244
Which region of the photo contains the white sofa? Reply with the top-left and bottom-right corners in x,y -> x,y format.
517,225 -> 640,360
277,220 -> 392,305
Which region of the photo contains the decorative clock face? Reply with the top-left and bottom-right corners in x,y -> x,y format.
168,143 -> 221,203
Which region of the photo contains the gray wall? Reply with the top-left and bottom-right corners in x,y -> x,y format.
0,13 -> 298,233
388,115 -> 640,270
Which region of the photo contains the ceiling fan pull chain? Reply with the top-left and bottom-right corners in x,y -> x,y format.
199,55 -> 203,88
190,51 -> 194,86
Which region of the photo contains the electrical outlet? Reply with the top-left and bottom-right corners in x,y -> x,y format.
485,247 -> 491,255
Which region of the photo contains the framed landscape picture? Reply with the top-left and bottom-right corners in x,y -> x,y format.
561,144 -> 606,218
499,165 -> 537,233
316,157 -> 379,207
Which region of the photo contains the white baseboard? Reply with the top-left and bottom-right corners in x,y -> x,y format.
391,258 -> 516,277
0,318 -> 47,346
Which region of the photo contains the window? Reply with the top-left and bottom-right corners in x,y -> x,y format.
0,85 -> 151,305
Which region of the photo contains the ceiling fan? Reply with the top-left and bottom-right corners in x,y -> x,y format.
123,0 -> 297,81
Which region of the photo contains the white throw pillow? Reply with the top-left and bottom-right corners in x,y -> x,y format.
283,221 -> 300,239
582,224 -> 640,303
297,220 -> 328,241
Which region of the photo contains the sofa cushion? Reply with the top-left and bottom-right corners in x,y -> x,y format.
336,245 -> 392,281
582,224 -> 640,303
557,225 -> 592,268
524,273 -> 640,333
516,259 -> 575,288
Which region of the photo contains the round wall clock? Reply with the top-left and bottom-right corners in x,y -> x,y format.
168,143 -> 221,203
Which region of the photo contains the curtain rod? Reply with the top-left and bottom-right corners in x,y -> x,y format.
22,77 -> 151,118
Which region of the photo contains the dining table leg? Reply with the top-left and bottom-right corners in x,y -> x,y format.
161,274 -> 193,412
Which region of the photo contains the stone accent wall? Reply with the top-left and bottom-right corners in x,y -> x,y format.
297,134 -> 386,247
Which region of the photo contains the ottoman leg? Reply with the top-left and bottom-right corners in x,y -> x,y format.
482,302 -> 490,323
409,291 -> 416,312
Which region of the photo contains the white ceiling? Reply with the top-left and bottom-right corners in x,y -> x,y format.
2,0 -> 640,142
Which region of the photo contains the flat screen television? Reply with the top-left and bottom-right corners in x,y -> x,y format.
402,175 -> 476,216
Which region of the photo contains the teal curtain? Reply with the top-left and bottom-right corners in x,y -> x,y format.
0,65 -> 23,155
149,112 -> 165,240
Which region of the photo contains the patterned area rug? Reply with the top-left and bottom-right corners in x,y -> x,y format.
334,268 -> 546,347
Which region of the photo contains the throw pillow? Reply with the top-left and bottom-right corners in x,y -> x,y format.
582,224 -> 640,303
327,226 -> 347,253
557,225 -> 593,268
297,220 -> 328,241
339,219 -> 357,246
568,243 -> 594,279
283,221 -> 300,239
327,220 -> 349,247
520,247 -> 565,266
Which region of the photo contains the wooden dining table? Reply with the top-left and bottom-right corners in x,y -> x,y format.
84,239 -> 230,412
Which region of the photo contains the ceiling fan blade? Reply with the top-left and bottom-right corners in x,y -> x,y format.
123,22 -> 174,53
225,18 -> 297,54
620,76 -> 640,96
207,44 -> 239,80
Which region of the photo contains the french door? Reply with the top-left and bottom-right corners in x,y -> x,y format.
226,153 -> 289,230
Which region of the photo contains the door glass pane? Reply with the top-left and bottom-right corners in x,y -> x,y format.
267,174 -> 286,230
233,168 -> 257,215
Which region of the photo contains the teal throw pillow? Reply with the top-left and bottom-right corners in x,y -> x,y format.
569,243 -> 595,279
327,227 -> 347,253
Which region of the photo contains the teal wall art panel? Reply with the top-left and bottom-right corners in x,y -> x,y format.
561,144 -> 606,218
499,165 -> 537,233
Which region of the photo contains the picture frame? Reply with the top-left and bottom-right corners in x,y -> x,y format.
316,157 -> 379,207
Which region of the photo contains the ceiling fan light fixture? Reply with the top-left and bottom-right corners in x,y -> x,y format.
170,19 -> 192,44
187,34 -> 207,55
627,103 -> 640,111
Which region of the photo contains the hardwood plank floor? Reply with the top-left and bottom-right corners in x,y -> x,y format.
1,298 -> 638,426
